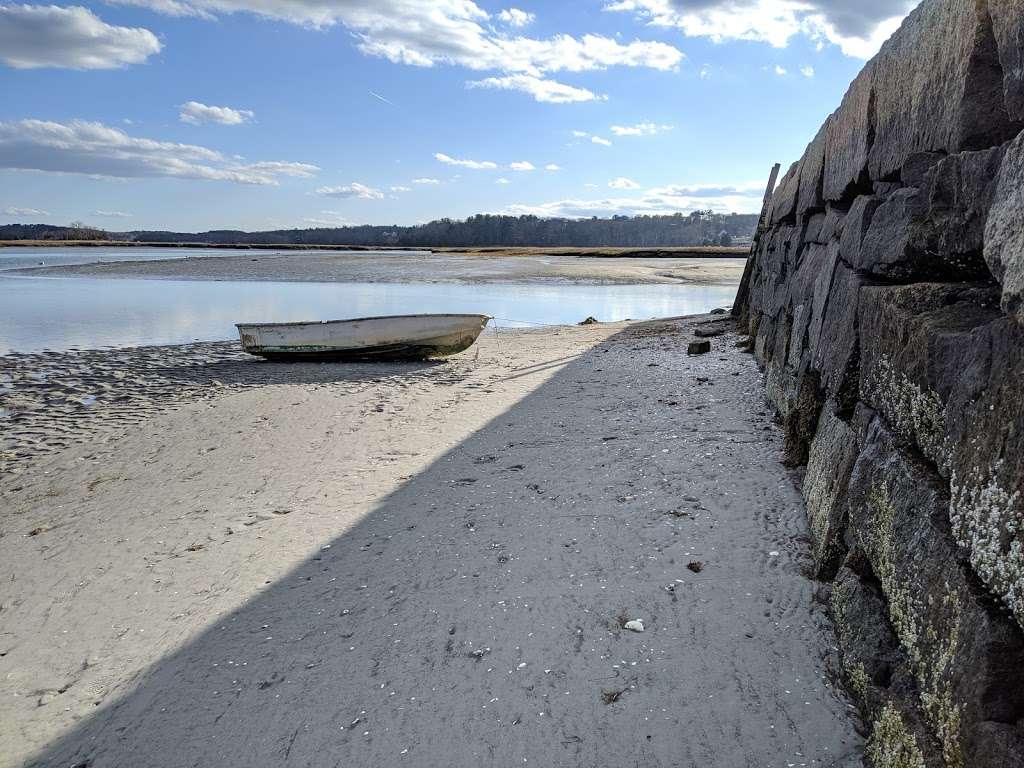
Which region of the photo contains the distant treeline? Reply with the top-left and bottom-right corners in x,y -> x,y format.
1,222 -> 109,241
1,211 -> 758,248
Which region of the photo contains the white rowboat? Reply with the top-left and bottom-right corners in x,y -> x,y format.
236,314 -> 490,362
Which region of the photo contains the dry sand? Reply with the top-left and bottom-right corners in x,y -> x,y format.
8,250 -> 747,286
0,318 -> 862,767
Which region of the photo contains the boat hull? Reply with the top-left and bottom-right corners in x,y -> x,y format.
236,314 -> 489,362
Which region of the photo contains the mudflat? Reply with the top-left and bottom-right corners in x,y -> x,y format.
0,318 -> 861,767
7,250 -> 747,286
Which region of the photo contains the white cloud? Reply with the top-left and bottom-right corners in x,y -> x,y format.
0,4 -> 161,69
800,65 -> 815,78
510,161 -> 535,171
610,122 -> 673,136
545,164 -> 561,171
179,101 -> 254,125
774,64 -> 787,75
608,177 -> 641,189
496,177 -> 510,184
93,210 -> 132,217
303,210 -> 351,226
603,0 -> 916,59
434,152 -> 497,169
591,135 -> 612,146
498,8 -> 534,27
315,182 -> 384,200
390,185 -> 412,192
111,0 -> 683,102
503,180 -> 764,218
0,119 -> 318,185
572,130 -> 589,138
3,206 -> 49,217
412,177 -> 441,185
468,74 -> 605,104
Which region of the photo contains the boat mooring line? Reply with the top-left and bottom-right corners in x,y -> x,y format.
490,316 -> 553,327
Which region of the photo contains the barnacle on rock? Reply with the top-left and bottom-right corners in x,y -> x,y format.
866,704 -> 927,768
863,357 -> 947,468
950,463 -> 1024,632
862,483 -> 965,767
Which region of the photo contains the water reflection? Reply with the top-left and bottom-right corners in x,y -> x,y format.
0,276 -> 737,354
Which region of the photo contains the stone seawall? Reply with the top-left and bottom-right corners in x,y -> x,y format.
734,1 -> 1024,765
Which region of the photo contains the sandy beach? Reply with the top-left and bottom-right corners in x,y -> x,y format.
8,250 -> 747,286
0,316 -> 861,767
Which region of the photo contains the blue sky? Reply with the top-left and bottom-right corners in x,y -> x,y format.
0,0 -> 918,231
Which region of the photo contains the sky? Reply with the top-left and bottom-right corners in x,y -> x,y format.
0,0 -> 919,231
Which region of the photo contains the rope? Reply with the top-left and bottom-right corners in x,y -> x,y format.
490,317 -> 501,355
489,316 -> 553,327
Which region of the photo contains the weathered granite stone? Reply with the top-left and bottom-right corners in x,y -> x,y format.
858,147 -> 1004,281
858,282 -> 1001,470
812,263 -> 871,415
856,189 -> 925,278
943,316 -> 1024,632
848,417 -> 1024,768
767,161 -> 800,226
753,312 -> 776,363
782,371 -> 822,468
736,0 -> 1024,762
816,206 -> 847,244
869,0 -> 1018,182
838,195 -> 883,269
989,0 -> 1024,122
917,146 -> 1006,264
901,152 -> 946,187
984,128 -> 1024,319
797,120 -> 829,216
824,65 -> 874,203
831,566 -> 946,768
804,406 -> 861,578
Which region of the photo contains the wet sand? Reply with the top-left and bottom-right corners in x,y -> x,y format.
8,250 -> 747,286
0,319 -> 861,767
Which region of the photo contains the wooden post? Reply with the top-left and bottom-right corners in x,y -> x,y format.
732,162 -> 781,318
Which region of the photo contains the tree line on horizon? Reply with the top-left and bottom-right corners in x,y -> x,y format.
0,211 -> 757,248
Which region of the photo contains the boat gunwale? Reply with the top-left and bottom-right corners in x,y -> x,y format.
235,313 -> 491,331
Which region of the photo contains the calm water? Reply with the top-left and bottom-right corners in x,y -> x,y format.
0,246 -> 423,271
0,276 -> 736,354
0,248 -> 738,354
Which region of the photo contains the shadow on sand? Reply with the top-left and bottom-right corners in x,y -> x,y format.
21,323 -> 862,768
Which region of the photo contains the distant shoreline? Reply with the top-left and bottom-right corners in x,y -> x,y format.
0,240 -> 750,259
5,247 -> 748,286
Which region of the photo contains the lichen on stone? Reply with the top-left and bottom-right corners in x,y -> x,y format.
863,356 -> 947,468
950,462 -> 1024,631
866,704 -> 927,768
830,579 -> 873,712
861,482 -> 965,767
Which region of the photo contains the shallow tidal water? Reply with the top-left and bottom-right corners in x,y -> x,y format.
0,275 -> 737,353
0,248 -> 738,353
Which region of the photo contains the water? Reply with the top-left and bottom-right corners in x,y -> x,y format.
0,275 -> 737,354
0,246 -> 423,272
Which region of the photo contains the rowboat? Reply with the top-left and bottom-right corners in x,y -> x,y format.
236,314 -> 490,362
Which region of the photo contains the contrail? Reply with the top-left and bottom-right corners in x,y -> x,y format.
369,90 -> 396,106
